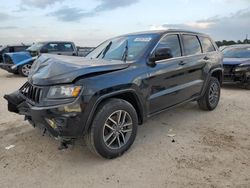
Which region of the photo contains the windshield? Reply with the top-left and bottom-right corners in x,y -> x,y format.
0,46 -> 5,52
223,47 -> 250,58
86,34 -> 157,61
27,42 -> 45,51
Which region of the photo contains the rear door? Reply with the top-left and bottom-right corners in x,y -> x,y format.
177,34 -> 207,98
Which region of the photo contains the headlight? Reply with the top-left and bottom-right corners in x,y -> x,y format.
47,85 -> 82,99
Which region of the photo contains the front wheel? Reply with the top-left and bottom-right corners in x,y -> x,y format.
18,63 -> 32,77
85,98 -> 138,159
198,77 -> 221,111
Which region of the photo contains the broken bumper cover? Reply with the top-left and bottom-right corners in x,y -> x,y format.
223,65 -> 250,83
0,62 -> 17,72
4,91 -> 85,139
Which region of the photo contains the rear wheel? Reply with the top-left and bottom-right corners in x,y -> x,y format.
85,98 -> 138,159
198,77 -> 220,111
18,63 -> 32,77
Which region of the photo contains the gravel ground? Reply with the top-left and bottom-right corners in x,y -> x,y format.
0,69 -> 249,188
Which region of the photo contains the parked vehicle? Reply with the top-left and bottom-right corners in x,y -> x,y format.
0,41 -> 78,76
77,47 -> 95,57
4,30 -> 223,158
0,44 -> 30,63
222,44 -> 250,89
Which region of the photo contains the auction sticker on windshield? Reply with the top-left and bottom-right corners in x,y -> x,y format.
134,38 -> 152,42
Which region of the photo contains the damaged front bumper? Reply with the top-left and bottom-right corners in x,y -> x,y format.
4,90 -> 85,141
0,62 -> 17,73
223,65 -> 250,85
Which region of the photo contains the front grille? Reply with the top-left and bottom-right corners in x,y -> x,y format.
20,82 -> 42,103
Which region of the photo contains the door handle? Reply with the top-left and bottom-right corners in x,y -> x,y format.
204,56 -> 209,60
179,61 -> 186,66
57,53 -> 61,55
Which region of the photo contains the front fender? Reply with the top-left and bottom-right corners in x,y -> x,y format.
83,88 -> 145,134
11,56 -> 38,70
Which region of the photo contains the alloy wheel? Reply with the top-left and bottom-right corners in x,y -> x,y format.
209,82 -> 219,106
22,64 -> 32,76
103,110 -> 133,150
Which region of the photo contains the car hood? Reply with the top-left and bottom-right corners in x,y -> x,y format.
223,58 -> 250,65
4,51 -> 31,64
28,54 -> 130,85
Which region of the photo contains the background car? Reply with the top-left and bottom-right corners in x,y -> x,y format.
0,41 -> 78,77
0,44 -> 30,63
222,44 -> 250,89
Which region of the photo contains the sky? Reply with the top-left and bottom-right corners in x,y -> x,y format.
0,0 -> 250,46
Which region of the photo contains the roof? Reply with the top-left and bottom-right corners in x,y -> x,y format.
2,43 -> 30,47
223,44 -> 250,49
122,29 -> 209,37
35,41 -> 74,44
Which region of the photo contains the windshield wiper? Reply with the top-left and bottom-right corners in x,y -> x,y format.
100,41 -> 112,59
122,40 -> 129,62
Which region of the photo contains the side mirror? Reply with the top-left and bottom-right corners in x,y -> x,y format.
149,47 -> 173,62
40,48 -> 48,53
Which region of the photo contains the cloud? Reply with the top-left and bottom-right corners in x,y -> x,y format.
94,0 -> 139,12
21,0 -> 64,8
0,13 -> 13,21
150,8 -> 250,40
49,0 -> 139,22
0,26 -> 18,30
48,7 -> 95,22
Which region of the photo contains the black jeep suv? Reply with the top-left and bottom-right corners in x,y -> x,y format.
4,30 -> 223,159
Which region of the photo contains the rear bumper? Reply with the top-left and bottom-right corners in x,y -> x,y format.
4,91 -> 86,140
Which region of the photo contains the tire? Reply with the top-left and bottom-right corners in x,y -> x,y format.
198,77 -> 221,111
18,63 -> 32,77
85,98 -> 138,159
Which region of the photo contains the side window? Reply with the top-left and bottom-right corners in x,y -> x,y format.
9,47 -> 14,53
14,46 -> 27,52
182,35 -> 202,56
44,43 -> 59,52
2,47 -> 9,53
59,43 -> 74,52
199,37 -> 216,53
156,34 -> 181,58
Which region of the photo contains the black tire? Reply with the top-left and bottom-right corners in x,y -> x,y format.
85,98 -> 138,159
18,63 -> 32,77
198,77 -> 221,111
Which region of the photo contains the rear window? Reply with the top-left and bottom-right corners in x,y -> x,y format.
199,37 -> 215,53
182,35 -> 202,56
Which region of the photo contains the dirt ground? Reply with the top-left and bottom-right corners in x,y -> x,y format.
0,69 -> 249,188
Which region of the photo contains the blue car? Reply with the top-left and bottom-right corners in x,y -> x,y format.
0,41 -> 78,76
222,44 -> 250,89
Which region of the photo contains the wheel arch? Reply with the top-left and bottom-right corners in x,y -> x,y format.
84,89 -> 145,134
210,68 -> 223,85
